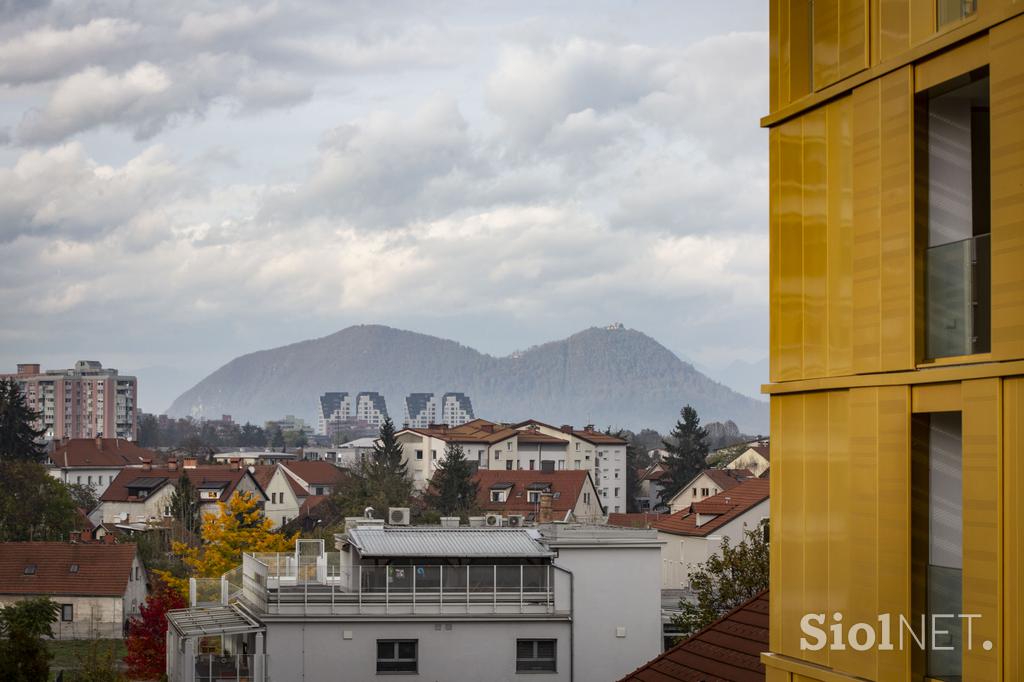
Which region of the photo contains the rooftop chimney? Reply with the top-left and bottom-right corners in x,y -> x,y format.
184,458 -> 198,469
560,424 -> 573,433
95,436 -> 103,450
141,458 -> 151,471
69,531 -> 82,543
538,492 -> 554,524
167,458 -> 177,471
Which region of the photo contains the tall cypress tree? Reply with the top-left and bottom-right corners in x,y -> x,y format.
658,405 -> 710,505
427,442 -> 479,517
0,379 -> 46,463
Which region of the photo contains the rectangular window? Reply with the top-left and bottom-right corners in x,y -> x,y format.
61,604 -> 73,621
937,0 -> 976,27
921,69 -> 990,359
516,639 -> 556,673
528,491 -> 540,503
506,461 -> 513,471
913,412 -> 963,682
529,460 -> 535,470
416,450 -> 423,460
614,487 -> 620,497
377,639 -> 417,673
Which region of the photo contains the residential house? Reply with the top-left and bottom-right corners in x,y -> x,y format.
281,460 -> 347,497
653,478 -> 769,590
47,437 -> 155,498
665,468 -> 755,513
635,462 -> 669,511
303,438 -> 375,467
397,419 -> 520,488
165,523 -> 662,682
97,462 -> 266,526
724,444 -> 769,478
474,470 -> 605,524
619,590 -> 768,680
0,542 -> 147,639
252,465 -> 308,529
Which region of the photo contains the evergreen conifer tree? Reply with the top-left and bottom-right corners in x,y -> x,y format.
0,379 -> 46,463
658,405 -> 709,505
427,442 -> 479,517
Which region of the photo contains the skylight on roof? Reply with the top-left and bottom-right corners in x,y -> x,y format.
23,564 -> 36,575
69,564 -> 79,573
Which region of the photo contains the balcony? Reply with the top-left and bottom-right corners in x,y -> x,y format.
238,551 -> 566,618
926,233 -> 990,359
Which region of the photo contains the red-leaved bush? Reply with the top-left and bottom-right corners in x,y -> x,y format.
124,577 -> 186,679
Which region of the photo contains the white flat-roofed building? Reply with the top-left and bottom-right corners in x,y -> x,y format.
165,524 -> 662,682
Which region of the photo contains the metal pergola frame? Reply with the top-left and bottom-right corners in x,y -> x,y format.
167,605 -> 264,638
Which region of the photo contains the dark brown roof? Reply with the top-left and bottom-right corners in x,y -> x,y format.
570,428 -> 628,445
619,590 -> 768,682
0,542 -> 137,597
640,463 -> 669,481
282,460 -> 346,486
705,468 -> 755,490
252,465 -> 309,498
749,445 -> 770,460
100,466 -> 250,503
405,419 -> 520,445
51,438 -> 156,468
516,431 -> 570,445
654,479 -> 770,537
472,470 -> 594,516
606,512 -> 664,529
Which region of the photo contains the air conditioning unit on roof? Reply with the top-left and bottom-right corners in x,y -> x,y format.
507,514 -> 525,527
388,507 -> 410,526
484,513 -> 503,527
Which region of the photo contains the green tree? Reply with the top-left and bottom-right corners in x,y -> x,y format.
169,473 -> 201,538
0,596 -> 60,681
64,482 -> 99,513
0,462 -> 78,541
332,417 -> 413,517
75,639 -> 126,682
658,405 -> 709,505
426,442 -> 479,517
239,422 -> 265,447
284,429 -> 308,448
0,378 -> 46,463
671,526 -> 769,638
137,413 -> 159,447
266,424 -> 285,451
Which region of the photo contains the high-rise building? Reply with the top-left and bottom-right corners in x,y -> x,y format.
403,392 -> 475,428
764,3 -> 1023,680
317,391 -> 389,434
2,362 -> 138,441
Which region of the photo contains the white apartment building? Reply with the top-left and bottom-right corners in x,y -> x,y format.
396,419 -> 630,514
166,524 -> 663,682
2,361 -> 138,440
46,438 -> 155,498
317,391 -> 389,434
403,392 -> 475,428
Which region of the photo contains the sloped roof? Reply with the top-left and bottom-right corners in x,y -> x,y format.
100,466 -> 249,503
404,419 -> 520,445
516,431 -> 570,445
346,527 -> 554,558
252,465 -> 308,498
0,542 -> 137,597
619,590 -> 769,682
606,512 -> 664,529
51,438 -> 156,469
282,460 -> 346,486
654,479 -> 770,537
473,470 -> 593,516
705,468 -> 755,490
749,445 -> 770,460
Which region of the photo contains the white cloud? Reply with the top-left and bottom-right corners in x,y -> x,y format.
179,2 -> 279,44
0,17 -> 141,85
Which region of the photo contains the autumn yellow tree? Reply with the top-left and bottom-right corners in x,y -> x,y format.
157,491 -> 296,597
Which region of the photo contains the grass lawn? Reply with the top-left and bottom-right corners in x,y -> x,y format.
48,639 -> 127,679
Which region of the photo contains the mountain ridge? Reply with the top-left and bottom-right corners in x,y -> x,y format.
166,324 -> 768,433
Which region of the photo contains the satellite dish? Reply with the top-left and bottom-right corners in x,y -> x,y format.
364,506 -> 375,519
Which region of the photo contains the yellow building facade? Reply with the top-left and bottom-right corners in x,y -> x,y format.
763,1 -> 1024,681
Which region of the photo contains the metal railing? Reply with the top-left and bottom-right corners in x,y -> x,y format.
194,654 -> 258,682
239,552 -> 558,617
926,233 -> 990,358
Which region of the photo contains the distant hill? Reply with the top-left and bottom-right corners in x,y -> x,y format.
166,325 -> 769,433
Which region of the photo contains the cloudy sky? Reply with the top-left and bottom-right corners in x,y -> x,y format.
0,0 -> 769,413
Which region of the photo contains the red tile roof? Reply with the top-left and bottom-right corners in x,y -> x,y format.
513,419 -> 628,445
619,590 -> 769,682
516,431 -> 570,445
0,542 -> 138,597
252,465 -> 309,498
473,470 -> 595,516
654,479 -> 770,537
704,468 -> 755,490
282,460 -> 346,486
100,466 -> 249,503
606,512 -> 664,529
51,438 -> 156,468
405,419 -> 520,445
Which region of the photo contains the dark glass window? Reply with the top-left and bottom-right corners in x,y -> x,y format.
516,639 -> 557,673
376,639 -> 417,673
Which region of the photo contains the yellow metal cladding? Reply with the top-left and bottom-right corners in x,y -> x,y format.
766,3 -> 1024,681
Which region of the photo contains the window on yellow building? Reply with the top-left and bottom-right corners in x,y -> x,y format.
937,0 -> 976,28
914,412 -> 963,681
920,69 -> 990,359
